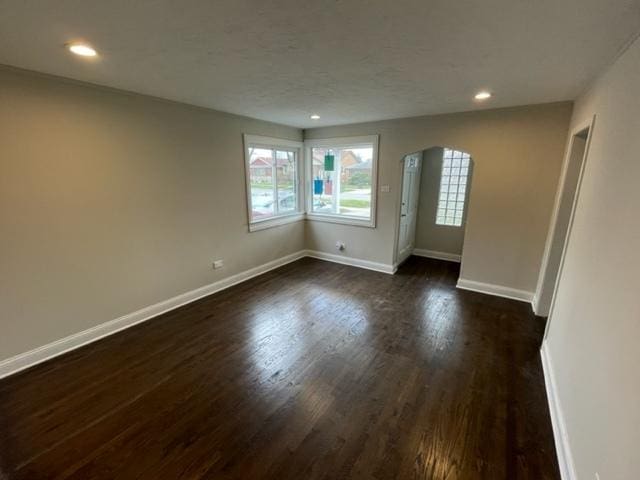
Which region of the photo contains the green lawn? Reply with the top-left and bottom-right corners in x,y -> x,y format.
251,183 -> 293,190
340,199 -> 370,208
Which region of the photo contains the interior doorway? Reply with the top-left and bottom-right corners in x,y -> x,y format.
537,120 -> 594,321
395,147 -> 474,269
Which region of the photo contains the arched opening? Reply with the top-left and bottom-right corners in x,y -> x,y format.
395,146 -> 475,277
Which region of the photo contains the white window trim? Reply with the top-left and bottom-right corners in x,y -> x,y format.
304,135 -> 379,228
243,134 -> 304,232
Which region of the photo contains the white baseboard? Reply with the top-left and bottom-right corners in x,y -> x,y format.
413,248 -> 461,263
0,250 -> 307,379
540,342 -> 577,480
0,248 -> 539,379
0,249 -> 399,379
532,292 -> 541,316
304,250 -> 396,274
456,277 -> 534,303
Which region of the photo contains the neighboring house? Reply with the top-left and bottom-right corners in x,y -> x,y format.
250,157 -> 272,182
250,154 -> 293,183
312,150 -> 364,181
343,159 -> 372,182
340,151 -> 359,168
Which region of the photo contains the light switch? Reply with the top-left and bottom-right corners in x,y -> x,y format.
380,185 -> 390,193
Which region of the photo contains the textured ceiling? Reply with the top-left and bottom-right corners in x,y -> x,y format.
1,0 -> 640,127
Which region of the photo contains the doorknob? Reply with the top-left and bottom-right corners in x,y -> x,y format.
401,214 -> 407,217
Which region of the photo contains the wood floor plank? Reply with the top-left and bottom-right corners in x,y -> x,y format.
0,256 -> 560,479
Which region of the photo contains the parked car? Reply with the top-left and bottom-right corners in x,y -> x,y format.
252,193 -> 296,219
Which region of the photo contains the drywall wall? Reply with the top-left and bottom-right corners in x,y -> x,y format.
544,34 -> 640,479
414,147 -> 471,256
0,67 -> 303,362
305,102 -> 572,292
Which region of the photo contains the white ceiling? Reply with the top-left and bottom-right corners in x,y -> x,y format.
1,0 -> 639,128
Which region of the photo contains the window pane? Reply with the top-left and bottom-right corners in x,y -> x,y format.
249,147 -> 275,220
435,148 -> 471,226
312,145 -> 374,219
276,150 -> 296,214
340,147 -> 372,218
311,147 -> 335,214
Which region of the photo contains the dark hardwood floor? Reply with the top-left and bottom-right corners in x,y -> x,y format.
0,256 -> 559,479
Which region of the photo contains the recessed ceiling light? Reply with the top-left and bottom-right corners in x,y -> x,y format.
310,114 -> 320,120
474,91 -> 492,100
67,43 -> 97,57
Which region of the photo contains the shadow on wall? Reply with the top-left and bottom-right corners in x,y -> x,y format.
397,146 -> 474,265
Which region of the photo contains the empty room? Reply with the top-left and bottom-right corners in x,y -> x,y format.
1,1 -> 639,479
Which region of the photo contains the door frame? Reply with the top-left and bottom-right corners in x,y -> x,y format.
539,115 -> 596,338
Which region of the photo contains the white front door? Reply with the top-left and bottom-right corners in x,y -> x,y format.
397,153 -> 422,263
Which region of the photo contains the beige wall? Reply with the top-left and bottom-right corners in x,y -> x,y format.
0,67 -> 304,362
0,67 -> 573,367
544,35 -> 640,479
414,147 -> 471,256
305,102 -> 572,292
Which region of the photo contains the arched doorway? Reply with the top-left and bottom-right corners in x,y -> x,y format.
395,146 -> 475,273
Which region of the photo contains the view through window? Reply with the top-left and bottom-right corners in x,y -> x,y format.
436,148 -> 471,226
310,143 -> 375,221
247,144 -> 299,222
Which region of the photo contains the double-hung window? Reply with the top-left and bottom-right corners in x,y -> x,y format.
305,135 -> 379,227
244,135 -> 303,231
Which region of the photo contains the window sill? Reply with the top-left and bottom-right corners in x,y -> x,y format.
249,213 -> 305,232
306,213 -> 376,228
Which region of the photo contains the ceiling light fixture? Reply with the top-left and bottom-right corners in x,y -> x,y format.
310,114 -> 320,120
474,91 -> 492,100
67,43 -> 97,57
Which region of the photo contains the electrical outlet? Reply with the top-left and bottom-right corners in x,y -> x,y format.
213,259 -> 224,269
335,241 -> 346,252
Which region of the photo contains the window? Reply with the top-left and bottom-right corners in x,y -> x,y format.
436,148 -> 471,226
305,135 -> 379,227
244,135 -> 303,231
